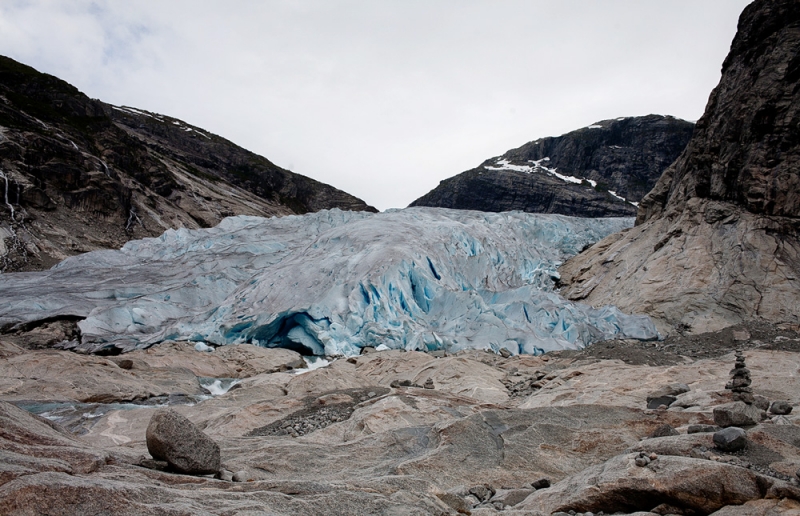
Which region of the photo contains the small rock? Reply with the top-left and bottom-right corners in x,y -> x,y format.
423,378 -> 435,389
360,346 -> 376,355
713,427 -> 747,452
491,488 -> 534,507
146,409 -> 220,475
635,456 -> 650,467
468,484 -> 495,502
232,470 -> 250,482
531,478 -> 550,489
769,400 -> 793,415
390,379 -> 412,388
499,348 -> 512,358
194,342 -> 214,352
687,424 -> 721,434
464,494 -> 480,507
116,359 -> 134,370
726,377 -> 752,389
713,401 -> 762,427
649,424 -> 679,438
649,453 -> 658,461
753,395 -> 771,411
730,367 -> 750,378
733,330 -> 750,341
435,493 -> 471,514
216,469 -> 233,482
347,357 -> 358,364
773,415 -> 793,425
646,395 -> 677,410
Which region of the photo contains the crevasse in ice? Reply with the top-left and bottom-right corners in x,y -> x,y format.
0,208 -> 658,355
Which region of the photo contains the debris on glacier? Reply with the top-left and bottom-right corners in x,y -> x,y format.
0,207 -> 658,355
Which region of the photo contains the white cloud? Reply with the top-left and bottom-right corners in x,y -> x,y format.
0,0 -> 751,210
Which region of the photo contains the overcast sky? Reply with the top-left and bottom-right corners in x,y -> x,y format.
0,1 -> 751,211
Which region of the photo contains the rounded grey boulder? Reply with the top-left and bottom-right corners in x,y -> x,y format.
769,400 -> 793,415
146,408 -> 220,474
713,427 -> 747,452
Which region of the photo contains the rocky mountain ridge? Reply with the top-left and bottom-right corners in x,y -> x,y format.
0,55 -> 375,271
410,115 -> 694,217
559,0 -> 800,334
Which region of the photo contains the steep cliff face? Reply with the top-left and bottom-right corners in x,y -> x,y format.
410,115 -> 694,217
0,56 -> 375,271
559,0 -> 800,334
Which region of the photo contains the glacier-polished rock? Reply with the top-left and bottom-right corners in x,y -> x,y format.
0,208 -> 658,354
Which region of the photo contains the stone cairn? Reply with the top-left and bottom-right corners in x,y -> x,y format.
726,351 -> 753,404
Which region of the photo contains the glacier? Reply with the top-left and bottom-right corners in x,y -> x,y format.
0,208 -> 658,355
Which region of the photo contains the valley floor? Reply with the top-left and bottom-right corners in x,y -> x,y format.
1,323 -> 799,515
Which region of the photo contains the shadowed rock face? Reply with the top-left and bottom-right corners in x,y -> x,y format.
638,0 -> 800,224
0,55 -> 376,271
410,115 -> 694,217
559,0 -> 800,334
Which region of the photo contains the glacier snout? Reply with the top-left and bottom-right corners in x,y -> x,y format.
0,208 -> 658,355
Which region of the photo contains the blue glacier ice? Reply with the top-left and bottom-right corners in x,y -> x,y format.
0,208 -> 658,355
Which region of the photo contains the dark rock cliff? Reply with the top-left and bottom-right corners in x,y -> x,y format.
0,55 -> 376,271
410,115 -> 694,217
559,0 -> 800,334
637,0 -> 800,225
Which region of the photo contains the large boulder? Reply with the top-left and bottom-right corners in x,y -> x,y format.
145,409 -> 220,474
518,453 -> 799,514
713,402 -> 764,428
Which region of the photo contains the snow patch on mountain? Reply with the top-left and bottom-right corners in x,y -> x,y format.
0,208 -> 657,356
486,157 -> 591,187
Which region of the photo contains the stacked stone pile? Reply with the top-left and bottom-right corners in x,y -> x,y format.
714,352 -> 764,427
726,350 -> 753,404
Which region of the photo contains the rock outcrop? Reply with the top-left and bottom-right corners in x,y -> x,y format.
0,55 -> 376,271
559,0 -> 800,334
518,453 -> 799,514
1,325 -> 799,515
410,115 -> 693,217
